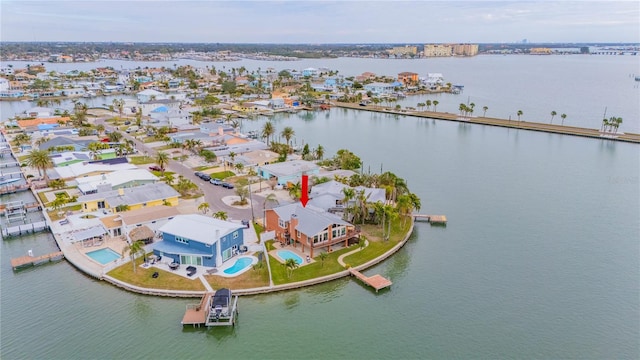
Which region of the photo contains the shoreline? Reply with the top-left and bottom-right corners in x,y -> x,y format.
333,102 -> 640,144
331,102 -> 640,144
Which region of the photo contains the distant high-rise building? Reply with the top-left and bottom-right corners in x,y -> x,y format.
423,44 -> 453,57
452,44 -> 479,56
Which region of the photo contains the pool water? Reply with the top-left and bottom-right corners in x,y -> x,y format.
277,250 -> 303,265
223,257 -> 253,275
86,248 -> 121,265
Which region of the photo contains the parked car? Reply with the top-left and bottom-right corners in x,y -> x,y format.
210,178 -> 222,186
149,165 -> 162,171
194,171 -> 204,178
124,121 -> 131,125
200,174 -> 211,181
221,182 -> 234,189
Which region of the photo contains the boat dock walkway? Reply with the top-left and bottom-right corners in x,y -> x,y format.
414,214 -> 447,224
10,251 -> 64,270
0,184 -> 30,195
334,102 -> 640,144
349,268 -> 392,292
182,292 -> 213,327
2,221 -> 49,237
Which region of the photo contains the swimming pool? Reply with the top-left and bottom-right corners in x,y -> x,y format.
223,257 -> 255,275
277,250 -> 303,265
86,248 -> 121,265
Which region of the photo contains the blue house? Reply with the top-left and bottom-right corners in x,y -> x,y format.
153,214 -> 245,267
257,160 -> 320,187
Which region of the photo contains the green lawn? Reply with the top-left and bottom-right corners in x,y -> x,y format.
107,254 -> 206,291
343,219 -> 412,267
205,260 -> 270,290
128,156 -> 155,165
209,171 -> 234,179
269,246 -> 353,285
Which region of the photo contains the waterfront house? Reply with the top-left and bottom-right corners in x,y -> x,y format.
39,136 -> 96,153
75,168 -> 158,195
136,89 -> 166,103
139,99 -> 181,116
265,203 -> 359,257
153,214 -> 245,267
100,205 -> 179,239
77,182 -> 179,213
257,160 -> 320,187
363,82 -> 396,96
308,180 -> 387,213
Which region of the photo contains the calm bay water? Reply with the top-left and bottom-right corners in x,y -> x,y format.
1,56 -> 639,359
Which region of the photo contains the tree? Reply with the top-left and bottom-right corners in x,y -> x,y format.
281,126 -> 295,152
112,98 -> 125,119
13,133 -> 31,147
426,100 -> 432,111
155,152 -> 170,174
162,172 -> 175,185
25,149 -> 53,183
560,113 -> 567,126
432,100 -> 439,112
550,110 -> 557,124
483,106 -> 488,117
198,202 -> 210,214
235,185 -> 250,205
284,258 -> 299,279
122,240 -> 145,273
115,204 -> 130,212
108,131 -> 123,143
517,110 -> 523,121
318,252 -> 328,267
95,124 -> 105,135
314,145 -> 325,160
261,121 -> 275,145
288,181 -> 302,200
87,142 -> 109,160
213,211 -> 228,220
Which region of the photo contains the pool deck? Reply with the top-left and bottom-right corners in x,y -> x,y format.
270,245 -> 314,266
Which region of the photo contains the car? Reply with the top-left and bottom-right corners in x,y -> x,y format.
149,165 -> 162,171
359,102 -> 367,106
221,182 -> 234,189
124,121 -> 131,125
210,178 -> 222,186
200,174 -> 211,181
194,171 -> 204,178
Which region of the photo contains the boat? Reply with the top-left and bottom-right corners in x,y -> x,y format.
0,178 -> 22,186
205,288 -> 238,327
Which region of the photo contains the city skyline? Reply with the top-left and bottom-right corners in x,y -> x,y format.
1,1 -> 639,44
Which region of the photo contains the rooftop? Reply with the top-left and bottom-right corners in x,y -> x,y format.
158,214 -> 244,245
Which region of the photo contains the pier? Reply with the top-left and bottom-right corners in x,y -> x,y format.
0,184 -> 30,195
414,214 -> 447,224
333,102 -> 640,144
10,251 -> 64,270
182,289 -> 239,327
2,221 -> 49,237
349,268 -> 392,292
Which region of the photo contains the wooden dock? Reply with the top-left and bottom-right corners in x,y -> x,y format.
0,184 -> 30,195
182,293 -> 212,327
10,251 -> 64,270
414,214 -> 447,224
349,269 -> 392,292
1,221 -> 49,237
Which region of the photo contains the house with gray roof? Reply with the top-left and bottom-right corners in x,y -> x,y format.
77,182 -> 180,213
153,214 -> 245,267
257,160 -> 319,187
265,203 -> 359,257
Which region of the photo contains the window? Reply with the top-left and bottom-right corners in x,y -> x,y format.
296,230 -> 300,238
175,236 -> 189,244
278,219 -> 289,228
233,231 -> 238,239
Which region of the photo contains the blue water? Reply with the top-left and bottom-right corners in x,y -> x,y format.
223,257 -> 253,275
277,250 -> 303,265
86,248 -> 120,265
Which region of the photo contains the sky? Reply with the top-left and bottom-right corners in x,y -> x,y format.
1,0 -> 638,43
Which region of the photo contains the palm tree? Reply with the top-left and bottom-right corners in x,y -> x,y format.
122,240 -> 145,273
213,211 -> 228,220
25,149 -> 53,183
162,172 -> 175,185
517,110 -> 523,121
156,152 -> 170,174
95,124 -> 105,135
426,100 -> 432,111
432,100 -> 439,112
284,258 -> 299,279
482,106 -> 488,117
318,252 -> 328,267
108,131 -> 123,143
550,110 -> 557,124
112,98 -> 125,120
560,113 -> 567,126
198,202 -> 210,214
281,126 -> 295,152
288,181 -> 302,200
261,121 -> 275,145
314,145 -> 325,160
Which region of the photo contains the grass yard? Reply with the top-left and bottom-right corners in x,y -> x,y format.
107,254 -> 206,291
344,219 -> 412,267
205,260 -> 270,290
209,171 -> 234,179
269,246 -> 353,285
128,156 -> 155,165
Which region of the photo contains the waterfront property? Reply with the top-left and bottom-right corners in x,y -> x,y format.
257,159 -> 319,187
153,214 -> 245,268
265,203 -> 360,257
77,182 -> 179,213
182,288 -> 238,327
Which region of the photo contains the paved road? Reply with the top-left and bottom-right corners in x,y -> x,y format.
94,117 -> 268,221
